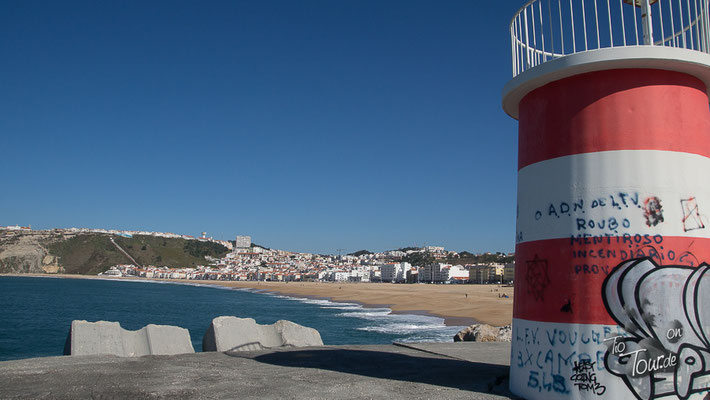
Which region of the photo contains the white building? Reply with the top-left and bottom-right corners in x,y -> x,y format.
350,268 -> 370,282
446,264 -> 469,283
380,263 -> 397,282
419,263 -> 450,283
381,262 -> 411,283
334,271 -> 350,282
235,235 -> 251,249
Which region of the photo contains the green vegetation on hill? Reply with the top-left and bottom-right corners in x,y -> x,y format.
402,252 -> 435,267
447,252 -> 514,265
182,239 -> 229,259
47,235 -> 126,275
48,234 -> 229,275
228,241 -> 270,250
396,247 -> 421,252
399,249 -> 514,267
347,250 -> 372,257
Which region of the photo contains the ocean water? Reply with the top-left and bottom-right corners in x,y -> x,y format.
0,276 -> 464,361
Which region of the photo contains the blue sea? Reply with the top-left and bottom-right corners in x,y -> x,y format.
0,276 -> 464,361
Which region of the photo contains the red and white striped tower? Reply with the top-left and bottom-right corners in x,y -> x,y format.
504,1 -> 710,399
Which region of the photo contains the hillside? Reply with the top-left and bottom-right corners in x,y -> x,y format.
446,252 -> 514,266
347,250 -> 372,257
0,230 -> 229,275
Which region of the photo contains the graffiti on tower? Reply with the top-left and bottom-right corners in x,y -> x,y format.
602,258 -> 710,399
681,198 -> 706,232
526,255 -> 550,301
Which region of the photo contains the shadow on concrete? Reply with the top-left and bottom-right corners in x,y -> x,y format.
245,348 -> 511,395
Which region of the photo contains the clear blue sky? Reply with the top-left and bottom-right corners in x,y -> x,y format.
1,1 -> 521,254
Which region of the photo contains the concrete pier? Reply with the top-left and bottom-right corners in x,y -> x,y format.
0,342 -> 515,399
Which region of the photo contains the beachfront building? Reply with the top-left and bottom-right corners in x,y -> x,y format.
380,262 -> 411,283
468,264 -> 503,284
419,263 -> 450,283
368,267 -> 381,282
446,264 -> 469,283
333,271 -> 350,282
490,263 -> 504,278
405,268 -> 418,283
502,263 -> 514,283
468,265 -> 489,283
348,267 -> 371,282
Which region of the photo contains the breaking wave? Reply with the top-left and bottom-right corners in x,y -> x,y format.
264,292 -> 464,343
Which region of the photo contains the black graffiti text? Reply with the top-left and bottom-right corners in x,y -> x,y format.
570,360 -> 606,395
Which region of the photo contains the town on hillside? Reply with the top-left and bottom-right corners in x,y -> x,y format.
100,234 -> 515,284
1,226 -> 514,284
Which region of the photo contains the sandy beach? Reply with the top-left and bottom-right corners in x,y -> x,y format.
207,281 -> 514,327
2,274 -> 514,327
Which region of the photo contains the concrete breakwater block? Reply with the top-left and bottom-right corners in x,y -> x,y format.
64,320 -> 195,357
203,316 -> 323,352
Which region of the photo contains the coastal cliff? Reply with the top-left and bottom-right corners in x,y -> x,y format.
0,230 -> 228,275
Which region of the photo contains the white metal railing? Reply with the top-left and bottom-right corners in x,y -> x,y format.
511,0 -> 710,76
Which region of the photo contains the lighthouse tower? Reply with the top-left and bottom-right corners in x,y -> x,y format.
503,1 -> 710,399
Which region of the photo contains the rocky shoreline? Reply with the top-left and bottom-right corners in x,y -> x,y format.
454,324 -> 512,342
